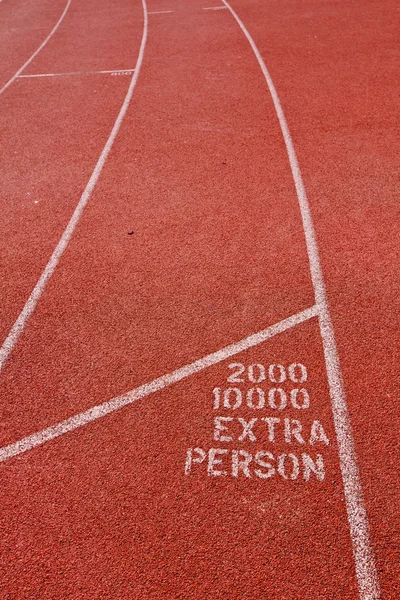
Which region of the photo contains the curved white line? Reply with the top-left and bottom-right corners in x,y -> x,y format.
221,1 -> 380,599
0,0 -> 72,96
0,0 -> 148,370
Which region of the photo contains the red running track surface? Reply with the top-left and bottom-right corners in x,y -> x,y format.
0,0 -> 398,598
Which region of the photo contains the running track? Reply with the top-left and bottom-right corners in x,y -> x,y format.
0,0 -> 399,598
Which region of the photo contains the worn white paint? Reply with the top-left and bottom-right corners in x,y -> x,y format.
185,447 -> 206,475
18,69 -> 135,78
148,6 -> 227,15
187,448 -> 324,481
211,416 -> 329,445
148,10 -> 176,14
227,362 -> 308,384
290,388 -> 310,409
237,417 -> 257,442
214,416 -> 233,442
284,418 -> 305,445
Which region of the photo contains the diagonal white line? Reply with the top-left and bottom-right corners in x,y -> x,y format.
0,306 -> 317,462
0,0 -> 148,374
0,0 -> 72,96
221,2 -> 381,598
17,69 -> 135,78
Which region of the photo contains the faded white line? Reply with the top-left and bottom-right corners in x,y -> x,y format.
0,0 -> 72,96
221,1 -> 381,598
149,6 -> 226,15
0,306 -> 317,462
18,69 -> 135,78
0,0 -> 148,373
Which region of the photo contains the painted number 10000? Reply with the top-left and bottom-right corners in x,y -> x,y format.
213,362 -> 309,411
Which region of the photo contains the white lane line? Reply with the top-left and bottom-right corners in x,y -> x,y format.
0,0 -> 148,373
18,69 -> 135,78
0,0 -> 72,96
148,6 -> 226,15
221,2 -> 381,599
0,306 -> 317,462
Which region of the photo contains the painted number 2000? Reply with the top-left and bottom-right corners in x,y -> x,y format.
227,362 -> 307,384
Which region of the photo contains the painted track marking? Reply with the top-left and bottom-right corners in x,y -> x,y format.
17,69 -> 135,78
148,10 -> 175,14
0,306 -> 317,462
0,0 -> 148,374
220,1 -> 380,598
1,2 -> 381,597
0,0 -> 72,96
148,6 -> 226,15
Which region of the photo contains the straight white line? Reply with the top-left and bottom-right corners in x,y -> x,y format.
0,0 -> 72,96
0,306 -> 317,462
148,6 -> 226,15
221,2 -> 381,599
18,69 -> 135,78
148,10 -> 176,14
0,0 -> 148,373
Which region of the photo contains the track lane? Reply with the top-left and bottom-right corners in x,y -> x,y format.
0,2 -> 381,598
22,0 -> 144,75
1,5 -> 315,443
225,0 -> 399,597
0,0 -> 65,89
0,308 -> 318,462
0,0 -> 145,344
0,0 -> 71,95
0,0 -> 396,598
222,3 -> 380,596
1,320 -> 360,599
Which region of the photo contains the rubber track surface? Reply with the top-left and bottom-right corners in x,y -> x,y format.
0,0 -> 398,598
